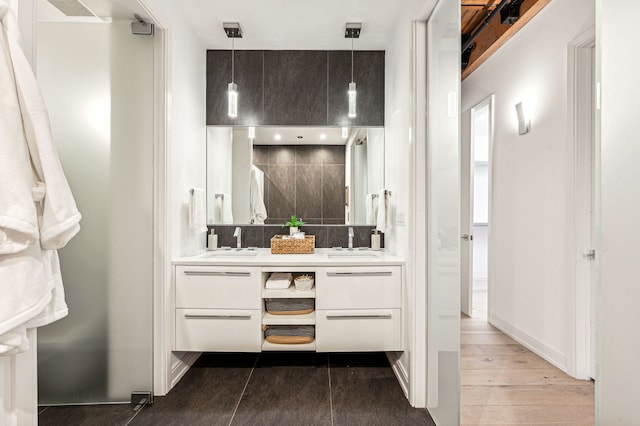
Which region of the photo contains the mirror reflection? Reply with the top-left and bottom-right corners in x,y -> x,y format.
207,126 -> 384,225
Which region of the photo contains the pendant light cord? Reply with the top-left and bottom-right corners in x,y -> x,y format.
351,37 -> 354,83
231,37 -> 235,84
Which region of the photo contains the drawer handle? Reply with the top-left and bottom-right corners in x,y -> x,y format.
183,271 -> 251,277
326,314 -> 393,320
326,271 -> 392,277
184,314 -> 252,320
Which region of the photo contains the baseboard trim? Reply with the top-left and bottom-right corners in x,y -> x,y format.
386,351 -> 409,400
170,352 -> 201,390
489,315 -> 567,371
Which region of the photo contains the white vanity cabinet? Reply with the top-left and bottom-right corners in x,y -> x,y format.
174,265 -> 262,352
315,266 -> 403,351
172,255 -> 404,353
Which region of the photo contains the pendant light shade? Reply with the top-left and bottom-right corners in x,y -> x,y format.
223,22 -> 242,118
228,82 -> 238,118
348,82 -> 357,118
345,23 -> 361,120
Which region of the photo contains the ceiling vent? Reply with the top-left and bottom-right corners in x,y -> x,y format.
47,0 -> 97,17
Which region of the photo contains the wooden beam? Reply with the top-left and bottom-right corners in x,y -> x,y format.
461,0 -> 552,80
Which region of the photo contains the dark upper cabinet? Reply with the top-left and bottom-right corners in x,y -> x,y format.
206,49 -> 384,126
328,51 -> 385,127
263,51 -> 328,126
206,50 -> 264,126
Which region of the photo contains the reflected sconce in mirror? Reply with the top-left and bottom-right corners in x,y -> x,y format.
224,22 -> 242,118
345,23 -> 361,118
515,101 -> 530,135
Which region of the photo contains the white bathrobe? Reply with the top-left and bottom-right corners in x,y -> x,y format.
0,2 -> 80,355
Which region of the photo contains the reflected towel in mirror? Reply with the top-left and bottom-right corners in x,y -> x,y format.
365,193 -> 378,225
220,193 -> 233,224
376,189 -> 390,233
250,166 -> 267,224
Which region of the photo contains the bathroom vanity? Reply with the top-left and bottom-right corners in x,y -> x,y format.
172,249 -> 404,353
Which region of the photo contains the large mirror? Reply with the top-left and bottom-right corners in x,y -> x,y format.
207,126 -> 384,225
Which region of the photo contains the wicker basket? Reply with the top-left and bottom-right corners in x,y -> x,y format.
270,235 -> 315,254
294,274 -> 315,291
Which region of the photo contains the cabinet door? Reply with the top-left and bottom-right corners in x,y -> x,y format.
328,51 -> 385,127
206,50 -> 264,125
316,309 -> 402,351
264,50 -> 328,125
316,266 -> 401,309
175,266 -> 261,309
175,308 -> 261,352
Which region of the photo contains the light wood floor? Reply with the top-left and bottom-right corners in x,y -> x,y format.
461,289 -> 595,425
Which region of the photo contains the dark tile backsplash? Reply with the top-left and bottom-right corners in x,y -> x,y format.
207,225 -> 384,249
255,145 -> 345,225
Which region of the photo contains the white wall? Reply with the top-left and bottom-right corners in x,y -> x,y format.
461,0 -> 595,369
597,0 -> 640,422
383,0 -> 437,407
140,0 -> 208,395
384,0 -> 419,400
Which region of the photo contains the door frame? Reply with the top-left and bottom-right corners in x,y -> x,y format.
461,96 -> 494,318
566,28 -> 596,380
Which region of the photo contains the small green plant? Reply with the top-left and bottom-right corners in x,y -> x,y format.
284,215 -> 305,227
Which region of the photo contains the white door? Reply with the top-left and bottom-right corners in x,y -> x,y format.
460,109 -> 473,316
425,0 -> 461,423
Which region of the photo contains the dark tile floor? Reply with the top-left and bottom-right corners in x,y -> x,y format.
39,352 -> 434,426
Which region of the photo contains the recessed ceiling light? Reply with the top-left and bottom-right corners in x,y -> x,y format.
275,134 -> 282,141
320,133 -> 327,140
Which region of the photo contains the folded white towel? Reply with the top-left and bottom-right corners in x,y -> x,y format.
266,272 -> 292,289
189,188 -> 207,232
376,189 -> 389,233
3,5 -> 81,250
221,193 -> 233,224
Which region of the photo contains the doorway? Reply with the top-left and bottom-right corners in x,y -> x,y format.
461,96 -> 493,320
568,32 -> 596,381
36,17 -> 155,403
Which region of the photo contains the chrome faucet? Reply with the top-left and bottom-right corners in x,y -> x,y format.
348,227 -> 354,249
233,226 -> 242,249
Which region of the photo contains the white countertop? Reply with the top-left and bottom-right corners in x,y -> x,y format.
173,248 -> 404,266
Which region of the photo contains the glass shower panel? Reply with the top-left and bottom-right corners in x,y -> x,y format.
35,20 -> 154,404
426,0 -> 461,423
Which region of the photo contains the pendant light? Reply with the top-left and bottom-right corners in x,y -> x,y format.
223,22 -> 242,118
345,23 -> 361,119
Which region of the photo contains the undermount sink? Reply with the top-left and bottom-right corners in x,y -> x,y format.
205,249 -> 261,257
327,250 -> 381,258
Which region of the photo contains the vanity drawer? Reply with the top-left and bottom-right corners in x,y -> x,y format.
315,309 -> 402,352
316,266 -> 401,309
175,308 -> 261,352
175,266 -> 260,309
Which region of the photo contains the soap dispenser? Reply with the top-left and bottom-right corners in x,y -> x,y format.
207,228 -> 218,251
371,229 -> 381,251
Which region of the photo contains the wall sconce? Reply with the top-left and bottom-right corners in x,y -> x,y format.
515,101 -> 530,135
345,23 -> 361,119
223,22 -> 242,118
341,127 -> 349,138
248,126 -> 255,139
